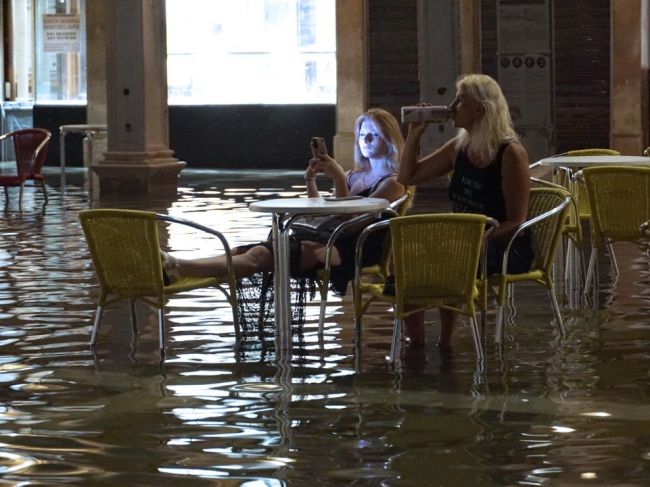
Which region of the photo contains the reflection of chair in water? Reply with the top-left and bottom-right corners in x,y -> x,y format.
580,166 -> 650,295
490,187 -> 572,344
354,213 -> 497,363
79,209 -> 239,356
0,128 -> 51,207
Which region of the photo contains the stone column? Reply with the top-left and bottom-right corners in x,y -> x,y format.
334,0 -> 366,170
92,0 -> 185,194
458,0 -> 480,75
611,0 -> 645,154
85,0 -> 107,168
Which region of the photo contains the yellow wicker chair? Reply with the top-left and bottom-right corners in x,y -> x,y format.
530,149 -> 620,287
353,213 -> 497,363
558,149 -> 621,234
79,209 -> 239,356
490,187 -> 572,344
580,165 -> 650,294
314,187 -> 415,334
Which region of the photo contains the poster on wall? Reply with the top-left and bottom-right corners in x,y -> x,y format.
42,14 -> 81,53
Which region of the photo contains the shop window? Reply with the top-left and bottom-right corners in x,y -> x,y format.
3,0 -> 86,104
166,0 -> 336,104
3,0 -> 334,106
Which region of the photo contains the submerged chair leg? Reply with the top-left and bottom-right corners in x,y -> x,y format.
389,318 -> 403,363
317,270 -> 330,336
317,285 -> 328,335
256,272 -> 273,338
230,292 -> 241,345
547,287 -> 566,337
495,304 -> 505,344
129,299 -> 138,334
158,308 -> 166,356
40,180 -> 48,204
468,316 -> 485,363
584,247 -> 597,295
90,305 -> 104,347
606,241 -> 619,278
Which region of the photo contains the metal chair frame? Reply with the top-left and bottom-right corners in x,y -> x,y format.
0,128 -> 51,207
80,209 -> 239,357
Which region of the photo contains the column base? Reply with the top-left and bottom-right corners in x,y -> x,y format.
92,150 -> 186,194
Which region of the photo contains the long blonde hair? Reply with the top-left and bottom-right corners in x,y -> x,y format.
353,108 -> 404,172
454,74 -> 519,162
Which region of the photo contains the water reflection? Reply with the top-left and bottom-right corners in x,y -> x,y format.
0,169 -> 649,484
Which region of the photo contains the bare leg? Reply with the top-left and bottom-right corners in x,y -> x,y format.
170,240 -> 341,280
438,308 -> 458,351
175,245 -> 274,279
300,240 -> 341,270
404,310 -> 425,346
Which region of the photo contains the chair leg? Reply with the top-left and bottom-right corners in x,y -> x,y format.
480,308 -> 487,347
316,271 -> 330,336
584,247 -> 597,296
90,305 -> 104,347
389,318 -> 403,363
158,308 -> 166,356
3,186 -> 7,204
494,280 -> 509,344
606,242 -> 619,278
229,286 -> 241,345
129,299 -> 138,335
18,183 -> 24,208
257,272 -> 273,337
495,304 -> 505,344
317,281 -> 328,335
40,180 -> 48,204
547,286 -> 566,337
468,315 -> 485,363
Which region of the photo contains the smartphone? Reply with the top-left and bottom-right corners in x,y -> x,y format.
311,137 -> 328,157
323,195 -> 362,201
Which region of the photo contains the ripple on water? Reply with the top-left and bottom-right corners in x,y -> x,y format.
0,172 -> 650,485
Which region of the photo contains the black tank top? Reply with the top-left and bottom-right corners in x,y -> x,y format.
346,171 -> 396,197
448,144 -> 509,221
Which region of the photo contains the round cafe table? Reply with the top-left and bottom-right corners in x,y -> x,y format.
537,154 -> 650,306
249,196 -> 389,352
537,154 -> 650,169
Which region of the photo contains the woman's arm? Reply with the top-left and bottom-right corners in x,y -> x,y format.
311,154 -> 348,197
305,158 -> 320,197
491,142 -> 530,242
398,124 -> 457,186
305,155 -> 348,197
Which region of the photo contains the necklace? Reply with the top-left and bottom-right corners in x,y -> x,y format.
360,171 -> 389,190
361,159 -> 392,188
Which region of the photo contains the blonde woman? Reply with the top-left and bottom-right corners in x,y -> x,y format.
163,108 -> 405,296
398,73 -> 531,350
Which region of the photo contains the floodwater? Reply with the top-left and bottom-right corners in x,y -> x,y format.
1,168 -> 650,486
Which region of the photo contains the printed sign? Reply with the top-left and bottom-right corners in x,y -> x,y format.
42,14 -> 80,53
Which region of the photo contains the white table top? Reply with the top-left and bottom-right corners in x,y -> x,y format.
538,155 -> 650,168
249,196 -> 389,215
59,124 -> 107,133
